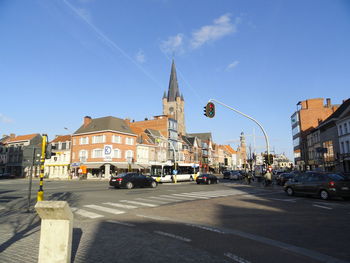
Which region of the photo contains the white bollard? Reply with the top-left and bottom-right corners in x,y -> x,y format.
35,201 -> 73,263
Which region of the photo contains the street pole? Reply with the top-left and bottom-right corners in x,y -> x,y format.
27,147 -> 35,212
208,98 -> 270,164
37,135 -> 47,201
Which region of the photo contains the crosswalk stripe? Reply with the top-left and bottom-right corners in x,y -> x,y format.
135,198 -> 169,204
149,196 -> 182,202
170,194 -> 199,200
84,205 -> 125,215
173,193 -> 209,199
71,207 -> 104,219
120,200 -> 158,207
103,202 -> 137,209
162,195 -> 195,200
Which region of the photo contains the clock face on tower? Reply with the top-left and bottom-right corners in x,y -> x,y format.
169,107 -> 174,114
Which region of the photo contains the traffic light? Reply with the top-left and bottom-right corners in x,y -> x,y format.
45,144 -> 57,159
204,102 -> 215,118
264,154 -> 274,165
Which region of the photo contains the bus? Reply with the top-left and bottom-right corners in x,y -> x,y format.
150,164 -> 199,183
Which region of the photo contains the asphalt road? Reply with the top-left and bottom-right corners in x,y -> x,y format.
1,178 -> 350,263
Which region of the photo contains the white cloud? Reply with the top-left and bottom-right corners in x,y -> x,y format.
135,49 -> 146,63
160,33 -> 184,54
226,60 -> 240,71
190,13 -> 238,49
0,113 -> 13,124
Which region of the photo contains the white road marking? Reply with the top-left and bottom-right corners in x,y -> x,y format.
173,193 -> 209,199
185,223 -> 226,234
224,252 -> 251,263
136,214 -> 168,221
71,207 -> 104,219
84,205 -> 125,215
154,231 -> 191,242
105,220 -> 135,227
103,202 -> 137,209
313,204 -> 332,210
120,200 -> 158,207
148,196 -> 181,202
168,194 -> 197,200
135,198 -> 169,204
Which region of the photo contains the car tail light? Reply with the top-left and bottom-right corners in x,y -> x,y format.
203,177 -> 207,180
116,178 -> 123,182
328,181 -> 335,187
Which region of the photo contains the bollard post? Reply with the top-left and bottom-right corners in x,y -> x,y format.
35,201 -> 73,263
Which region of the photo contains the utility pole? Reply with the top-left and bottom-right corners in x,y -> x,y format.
37,134 -> 47,201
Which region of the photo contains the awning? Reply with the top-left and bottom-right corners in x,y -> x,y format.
135,164 -> 150,169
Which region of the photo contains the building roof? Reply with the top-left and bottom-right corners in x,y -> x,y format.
74,116 -> 135,135
7,134 -> 39,143
318,98 -> 350,128
223,145 -> 237,154
51,135 -> 72,143
166,59 -> 181,102
187,132 -> 212,142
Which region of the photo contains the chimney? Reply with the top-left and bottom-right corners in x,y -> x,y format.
124,118 -> 130,125
10,133 -> 15,138
326,98 -> 331,107
83,116 -> 92,127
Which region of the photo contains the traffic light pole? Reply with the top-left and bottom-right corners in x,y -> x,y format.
208,99 -> 270,162
37,134 -> 47,201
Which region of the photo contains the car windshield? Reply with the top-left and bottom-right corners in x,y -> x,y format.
116,173 -> 130,177
327,174 -> 348,181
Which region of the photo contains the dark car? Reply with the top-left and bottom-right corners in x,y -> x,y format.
276,173 -> 295,186
109,172 -> 157,189
284,172 -> 350,200
196,174 -> 218,185
0,173 -> 14,179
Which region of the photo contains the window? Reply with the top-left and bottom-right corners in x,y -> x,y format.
339,125 -> 343,136
113,148 -> 121,158
292,125 -> 300,136
346,141 -> 350,153
62,142 -> 67,150
79,150 -> 88,161
93,149 -> 103,158
125,150 -> 133,158
112,135 -> 122,143
126,137 -> 134,145
80,137 -> 89,145
93,135 -> 105,143
344,123 -> 348,134
293,137 -> 300,147
341,142 -> 345,154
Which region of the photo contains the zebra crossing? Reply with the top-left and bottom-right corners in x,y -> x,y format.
72,189 -> 262,219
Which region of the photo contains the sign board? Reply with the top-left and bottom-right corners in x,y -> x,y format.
71,162 -> 81,167
104,145 -> 113,161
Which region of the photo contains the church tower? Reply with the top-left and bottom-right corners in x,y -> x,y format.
162,59 -> 186,135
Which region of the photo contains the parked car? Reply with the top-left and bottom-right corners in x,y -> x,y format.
223,170 -> 241,180
284,172 -> 350,200
0,173 -> 14,179
109,172 -> 157,189
276,173 -> 295,186
196,174 -> 218,185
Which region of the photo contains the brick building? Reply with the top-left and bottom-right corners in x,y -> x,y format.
71,116 -> 137,178
291,98 -> 339,170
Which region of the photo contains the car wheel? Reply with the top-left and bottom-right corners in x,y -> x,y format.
150,181 -> 157,188
126,182 -> 133,189
207,180 -> 211,185
286,187 -> 294,196
196,182 -> 200,184
320,190 -> 329,200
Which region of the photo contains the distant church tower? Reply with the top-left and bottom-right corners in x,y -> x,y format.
162,59 -> 186,135
240,132 -> 247,166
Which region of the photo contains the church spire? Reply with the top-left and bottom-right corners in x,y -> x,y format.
167,59 -> 180,102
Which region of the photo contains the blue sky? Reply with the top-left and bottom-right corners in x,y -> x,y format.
1,0 -> 350,159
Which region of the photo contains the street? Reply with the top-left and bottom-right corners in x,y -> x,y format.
1,178 -> 350,263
